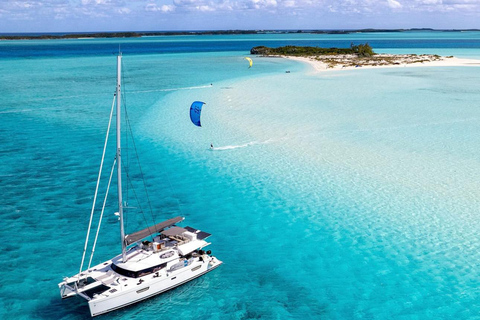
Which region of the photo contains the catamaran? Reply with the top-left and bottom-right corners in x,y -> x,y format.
58,54 -> 222,317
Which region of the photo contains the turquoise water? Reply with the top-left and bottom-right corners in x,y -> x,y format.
1,32 -> 480,319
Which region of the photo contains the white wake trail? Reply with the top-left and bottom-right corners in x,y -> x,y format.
210,138 -> 278,151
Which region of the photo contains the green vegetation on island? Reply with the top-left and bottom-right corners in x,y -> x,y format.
250,43 -> 375,57
250,43 -> 447,69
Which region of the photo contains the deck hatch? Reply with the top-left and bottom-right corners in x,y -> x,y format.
84,284 -> 110,299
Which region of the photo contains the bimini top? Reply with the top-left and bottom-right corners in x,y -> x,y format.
124,216 -> 184,245
161,226 -> 188,237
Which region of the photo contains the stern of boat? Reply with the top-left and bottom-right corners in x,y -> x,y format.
59,279 -> 78,299
58,275 -> 106,301
208,256 -> 223,269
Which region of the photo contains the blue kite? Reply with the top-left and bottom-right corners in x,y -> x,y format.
189,101 -> 205,127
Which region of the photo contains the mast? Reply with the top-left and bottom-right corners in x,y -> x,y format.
116,54 -> 127,262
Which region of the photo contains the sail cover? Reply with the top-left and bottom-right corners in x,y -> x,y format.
189,101 -> 205,127
124,216 -> 184,245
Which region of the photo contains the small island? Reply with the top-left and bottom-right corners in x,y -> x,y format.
250,43 -> 452,69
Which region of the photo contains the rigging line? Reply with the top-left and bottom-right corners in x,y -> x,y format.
79,93 -> 116,276
120,58 -> 134,230
124,104 -> 156,226
118,61 -> 155,237
122,160 -> 153,239
87,158 -> 116,270
121,59 -> 130,214
119,59 -> 156,238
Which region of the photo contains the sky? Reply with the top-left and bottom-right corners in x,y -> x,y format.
0,0 -> 479,33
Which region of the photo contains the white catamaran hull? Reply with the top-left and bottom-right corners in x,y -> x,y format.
61,256 -> 222,317
88,259 -> 222,317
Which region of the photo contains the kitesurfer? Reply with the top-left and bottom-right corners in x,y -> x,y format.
210,143 -> 214,150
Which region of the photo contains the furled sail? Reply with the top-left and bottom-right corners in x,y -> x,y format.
244,57 -> 253,68
190,101 -> 205,127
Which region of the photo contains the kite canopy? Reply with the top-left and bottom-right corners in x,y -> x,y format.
190,101 -> 205,127
244,57 -> 253,68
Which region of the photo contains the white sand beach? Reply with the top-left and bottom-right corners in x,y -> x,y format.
285,55 -> 480,72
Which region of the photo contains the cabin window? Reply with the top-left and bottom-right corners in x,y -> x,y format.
191,265 -> 201,272
111,262 -> 166,278
136,287 -> 150,294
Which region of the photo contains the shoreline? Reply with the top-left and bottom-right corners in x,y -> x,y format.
2,29 -> 480,41
284,55 -> 480,72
